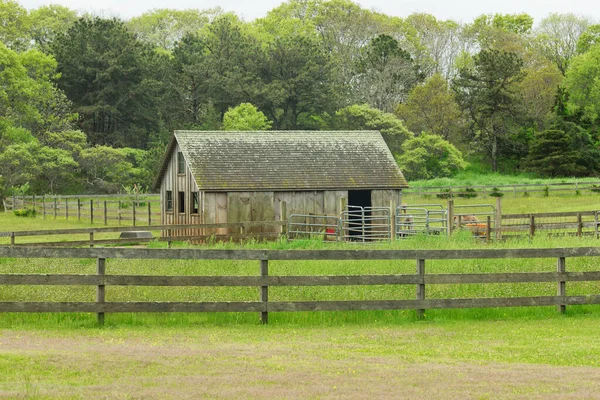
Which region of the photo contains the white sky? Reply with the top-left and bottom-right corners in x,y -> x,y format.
16,0 -> 600,24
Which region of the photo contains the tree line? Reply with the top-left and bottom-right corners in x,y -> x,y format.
1,0 -> 600,197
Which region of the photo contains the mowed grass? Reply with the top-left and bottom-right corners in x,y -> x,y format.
2,199 -> 600,398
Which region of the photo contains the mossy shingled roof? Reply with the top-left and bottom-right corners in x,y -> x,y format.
154,130 -> 408,191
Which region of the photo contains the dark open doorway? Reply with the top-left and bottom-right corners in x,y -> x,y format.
348,190 -> 372,208
347,190 -> 372,240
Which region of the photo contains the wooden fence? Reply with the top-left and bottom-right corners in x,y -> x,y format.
497,211 -> 600,239
1,246 -> 600,324
0,221 -> 287,247
4,195 -> 160,226
405,181 -> 600,198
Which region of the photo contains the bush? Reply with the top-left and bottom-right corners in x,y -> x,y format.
397,134 -> 467,181
489,187 -> 504,197
457,187 -> 477,198
13,208 -> 36,217
436,188 -> 452,199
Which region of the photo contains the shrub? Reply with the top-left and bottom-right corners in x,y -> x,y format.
436,188 -> 452,199
489,187 -> 504,197
397,134 -> 467,181
457,187 -> 477,198
13,208 -> 36,217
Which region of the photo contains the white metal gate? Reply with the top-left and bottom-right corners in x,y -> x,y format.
395,204 -> 447,238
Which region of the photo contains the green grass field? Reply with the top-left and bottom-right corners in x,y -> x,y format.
2,194 -> 600,398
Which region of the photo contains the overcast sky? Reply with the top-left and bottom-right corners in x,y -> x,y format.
17,0 -> 600,24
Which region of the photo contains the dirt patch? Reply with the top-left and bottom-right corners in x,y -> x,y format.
1,329 -> 599,399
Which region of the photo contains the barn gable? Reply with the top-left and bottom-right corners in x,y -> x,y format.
153,130 -> 408,192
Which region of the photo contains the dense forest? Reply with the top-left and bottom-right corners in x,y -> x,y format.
1,0 -> 600,197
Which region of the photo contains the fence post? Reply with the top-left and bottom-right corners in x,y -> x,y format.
53,198 -> 57,219
10,232 -> 15,246
77,198 -> 81,221
529,215 -> 535,238
65,198 -> 69,220
104,201 -> 108,226
281,201 -> 287,235
32,195 -> 36,214
495,198 -> 502,241
260,259 -> 269,324
90,200 -> 94,224
447,199 -> 454,237
486,216 -> 491,243
118,201 -> 121,225
42,196 -> 46,219
557,257 -> 566,314
577,213 -> 583,237
416,259 -> 425,319
97,257 -> 106,326
90,232 -> 94,248
148,202 -> 151,226
132,201 -> 136,227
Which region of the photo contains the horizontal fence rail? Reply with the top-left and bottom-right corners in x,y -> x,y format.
404,181 -> 600,198
1,247 -> 600,324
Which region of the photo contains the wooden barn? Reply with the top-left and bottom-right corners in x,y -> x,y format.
152,130 -> 408,239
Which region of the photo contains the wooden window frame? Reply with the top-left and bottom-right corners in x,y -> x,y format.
191,192 -> 199,214
177,152 -> 185,175
166,191 -> 173,212
178,191 -> 185,214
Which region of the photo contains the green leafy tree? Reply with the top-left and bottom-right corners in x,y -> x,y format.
534,13 -> 591,75
515,60 -> 563,129
258,33 -> 337,129
524,124 -> 600,177
402,13 -> 467,80
0,43 -> 75,136
577,24 -> 600,54
79,146 -> 136,193
395,74 -> 463,143
35,146 -> 78,194
28,5 -> 78,53
0,0 -> 30,50
453,49 -> 525,171
128,8 -> 218,50
223,103 -> 272,131
396,133 -> 467,180
564,43 -> 600,123
52,17 -> 161,148
354,34 -> 420,112
332,104 -> 412,154
467,13 -> 531,53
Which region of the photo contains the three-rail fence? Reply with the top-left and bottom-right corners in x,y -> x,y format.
1,246 -> 600,324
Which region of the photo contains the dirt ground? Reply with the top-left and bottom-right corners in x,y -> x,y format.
2,328 -> 600,399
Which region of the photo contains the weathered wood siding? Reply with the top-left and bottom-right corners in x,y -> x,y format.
159,142 -> 201,237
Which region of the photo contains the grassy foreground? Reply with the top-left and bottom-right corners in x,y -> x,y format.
2,209 -> 600,398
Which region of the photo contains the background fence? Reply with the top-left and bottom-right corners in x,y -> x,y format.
1,246 -> 600,325
4,194 -> 160,226
403,181 -> 600,198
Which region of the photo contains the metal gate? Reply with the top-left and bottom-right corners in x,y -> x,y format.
340,206 -> 392,242
395,205 -> 447,238
453,204 -> 495,239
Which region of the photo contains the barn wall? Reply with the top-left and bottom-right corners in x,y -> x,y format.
159,142 -> 201,237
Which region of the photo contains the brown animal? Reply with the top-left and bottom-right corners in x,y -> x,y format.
454,214 -> 478,228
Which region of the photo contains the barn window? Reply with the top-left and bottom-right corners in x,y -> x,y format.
166,191 -> 173,212
178,192 -> 185,213
177,152 -> 185,174
191,192 -> 199,214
